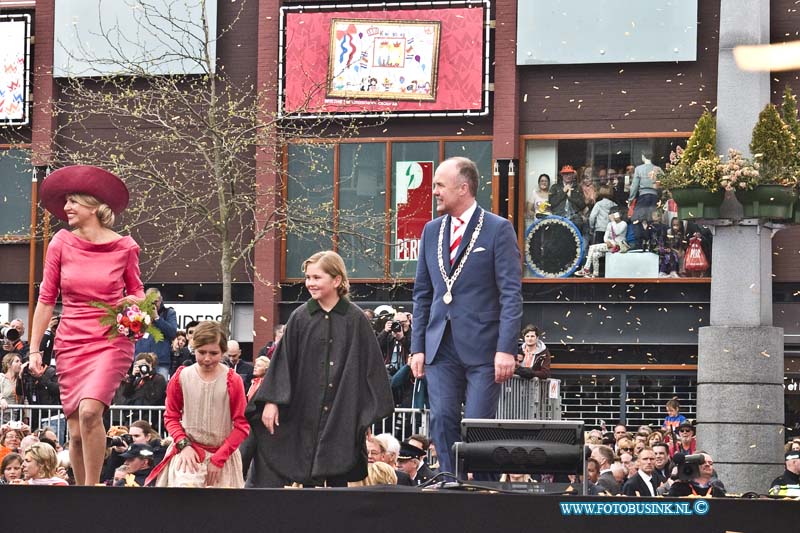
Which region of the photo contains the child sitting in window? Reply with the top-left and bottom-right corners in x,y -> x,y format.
574,207 -> 628,278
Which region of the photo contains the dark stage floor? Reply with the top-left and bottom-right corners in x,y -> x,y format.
2,484 -> 797,533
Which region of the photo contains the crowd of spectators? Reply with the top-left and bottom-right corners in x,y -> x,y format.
584,415 -> 727,498
525,162 -> 714,279
0,312 -> 794,497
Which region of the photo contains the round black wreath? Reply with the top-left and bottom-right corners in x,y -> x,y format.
524,216 -> 585,278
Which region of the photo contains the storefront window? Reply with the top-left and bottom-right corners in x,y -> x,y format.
523,136 -> 692,279
444,140 -> 493,209
339,143 -> 387,278
0,150 -> 32,237
284,143 -> 334,278
283,138 -> 493,280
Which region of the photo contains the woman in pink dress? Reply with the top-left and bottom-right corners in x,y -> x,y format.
27,165 -> 144,486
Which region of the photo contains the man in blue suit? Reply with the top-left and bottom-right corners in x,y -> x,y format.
410,157 -> 523,477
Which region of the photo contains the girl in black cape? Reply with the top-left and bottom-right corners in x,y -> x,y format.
245,251 -> 393,487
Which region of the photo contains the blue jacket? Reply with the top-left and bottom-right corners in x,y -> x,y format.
135,305 -> 178,367
411,207 -> 523,365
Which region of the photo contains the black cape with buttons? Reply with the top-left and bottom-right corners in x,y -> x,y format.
245,298 -> 393,485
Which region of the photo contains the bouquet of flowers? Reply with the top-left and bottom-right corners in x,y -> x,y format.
90,291 -> 164,342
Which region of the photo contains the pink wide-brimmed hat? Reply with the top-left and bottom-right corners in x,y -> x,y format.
39,165 -> 129,221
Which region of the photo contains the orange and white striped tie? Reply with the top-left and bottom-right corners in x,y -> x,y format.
450,216 -> 465,266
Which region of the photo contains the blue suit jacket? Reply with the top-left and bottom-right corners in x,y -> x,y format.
411,207 -> 523,366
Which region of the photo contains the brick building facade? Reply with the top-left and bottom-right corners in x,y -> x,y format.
1,0 -> 798,429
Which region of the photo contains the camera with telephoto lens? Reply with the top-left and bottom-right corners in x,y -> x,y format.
106,433 -> 134,448
672,453 -> 705,482
1,326 -> 20,342
391,320 -> 403,333
138,363 -> 152,376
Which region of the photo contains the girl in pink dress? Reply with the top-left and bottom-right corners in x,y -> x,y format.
28,165 -> 144,486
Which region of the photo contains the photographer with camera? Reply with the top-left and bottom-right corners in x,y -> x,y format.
19,357 -> 61,430
1,320 -> 29,361
134,288 -> 178,381
120,352 -> 167,406
377,312 -> 411,377
101,420 -> 164,484
37,316 -> 60,366
668,451 -> 726,497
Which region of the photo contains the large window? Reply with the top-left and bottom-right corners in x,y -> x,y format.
283,138 -> 492,280
0,149 -> 32,237
522,136 -> 692,279
285,144 -> 334,278
339,143 -> 387,278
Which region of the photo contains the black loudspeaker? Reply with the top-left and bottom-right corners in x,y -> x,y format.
454,440 -> 581,474
454,419 -> 584,477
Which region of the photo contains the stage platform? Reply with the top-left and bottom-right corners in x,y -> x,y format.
4,484 -> 799,532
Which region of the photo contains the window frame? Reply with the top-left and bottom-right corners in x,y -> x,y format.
0,144 -> 34,242
517,132 -> 696,283
281,135 -> 493,282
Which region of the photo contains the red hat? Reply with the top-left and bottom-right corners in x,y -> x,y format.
40,165 -> 129,221
560,165 -> 576,174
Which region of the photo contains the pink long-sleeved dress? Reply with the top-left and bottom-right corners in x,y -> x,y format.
38,229 -> 144,417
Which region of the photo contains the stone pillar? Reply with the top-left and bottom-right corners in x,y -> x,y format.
715,0 -> 770,157
698,0 -> 785,494
697,224 -> 785,494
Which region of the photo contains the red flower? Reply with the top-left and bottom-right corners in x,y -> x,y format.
130,320 -> 142,333
121,316 -> 131,327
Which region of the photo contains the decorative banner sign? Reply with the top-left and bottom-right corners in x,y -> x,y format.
282,4 -> 486,116
0,14 -> 31,125
167,303 -> 225,330
327,19 -> 441,102
395,161 -> 433,261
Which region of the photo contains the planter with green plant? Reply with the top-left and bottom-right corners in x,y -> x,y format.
736,102 -> 799,219
660,110 -> 724,219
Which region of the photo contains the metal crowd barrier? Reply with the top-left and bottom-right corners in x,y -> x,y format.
496,377 -> 562,420
2,404 -> 430,444
370,408 -> 430,441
